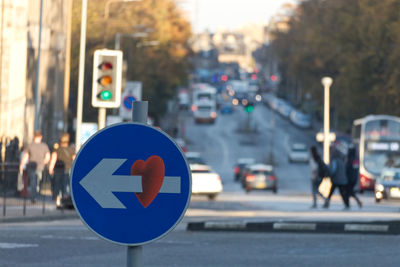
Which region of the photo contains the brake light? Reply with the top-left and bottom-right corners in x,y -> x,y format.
268,175 -> 276,181
191,105 -> 198,112
360,171 -> 374,189
246,175 -> 255,181
234,166 -> 240,174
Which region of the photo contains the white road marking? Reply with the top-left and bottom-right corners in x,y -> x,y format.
344,224 -> 389,232
0,243 -> 39,249
273,223 -> 317,231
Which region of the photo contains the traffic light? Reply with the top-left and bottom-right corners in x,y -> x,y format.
244,101 -> 254,113
92,49 -> 123,108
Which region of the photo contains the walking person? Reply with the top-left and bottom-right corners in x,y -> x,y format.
48,133 -> 75,205
323,147 -> 350,209
309,146 -> 327,208
19,131 -> 50,203
346,146 -> 362,208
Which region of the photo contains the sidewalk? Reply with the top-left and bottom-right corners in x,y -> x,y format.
0,197 -> 78,223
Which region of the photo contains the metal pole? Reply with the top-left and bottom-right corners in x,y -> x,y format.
132,101 -> 148,124
127,245 -> 142,267
127,100 -> 147,267
75,0 -> 88,151
34,0 -> 44,131
63,0 -> 73,131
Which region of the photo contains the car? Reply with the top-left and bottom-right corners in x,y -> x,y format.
192,100 -> 217,124
190,164 -> 223,200
220,103 -> 234,114
375,168 -> 400,203
174,138 -> 187,152
185,151 -> 206,165
290,110 -> 312,129
288,143 -> 309,163
242,164 -> 277,193
233,158 -> 256,182
277,100 -> 292,118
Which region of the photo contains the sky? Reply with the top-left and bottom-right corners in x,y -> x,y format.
178,0 -> 298,33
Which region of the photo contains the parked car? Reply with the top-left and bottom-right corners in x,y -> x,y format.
277,100 -> 292,118
233,158 -> 256,182
375,168 -> 400,203
190,164 -> 223,200
288,143 -> 309,163
290,110 -> 312,129
242,164 -> 277,193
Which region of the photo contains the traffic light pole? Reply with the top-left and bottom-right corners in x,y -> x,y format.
98,107 -> 106,130
127,101 -> 148,267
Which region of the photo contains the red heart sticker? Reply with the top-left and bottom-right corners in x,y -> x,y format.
131,155 -> 165,208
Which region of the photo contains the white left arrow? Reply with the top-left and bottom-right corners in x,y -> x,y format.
79,158 -> 142,209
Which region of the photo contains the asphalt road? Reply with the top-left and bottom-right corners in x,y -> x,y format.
0,219 -> 399,267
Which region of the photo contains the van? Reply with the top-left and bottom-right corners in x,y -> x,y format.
193,100 -> 217,124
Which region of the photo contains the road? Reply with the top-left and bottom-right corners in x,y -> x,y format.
182,101 -> 313,194
0,219 -> 399,267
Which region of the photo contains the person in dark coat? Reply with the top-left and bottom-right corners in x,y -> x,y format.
323,147 -> 350,209
346,147 -> 362,208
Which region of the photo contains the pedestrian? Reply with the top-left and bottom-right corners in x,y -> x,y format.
309,146 -> 327,208
48,133 -> 75,203
346,146 -> 362,208
19,131 -> 50,203
323,147 -> 350,209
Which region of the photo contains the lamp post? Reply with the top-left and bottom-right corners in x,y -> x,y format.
321,76 -> 333,164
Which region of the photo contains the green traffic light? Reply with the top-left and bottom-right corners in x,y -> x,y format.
99,90 -> 112,100
245,105 -> 254,113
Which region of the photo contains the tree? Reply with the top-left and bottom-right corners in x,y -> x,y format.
270,0 -> 400,129
69,0 -> 192,125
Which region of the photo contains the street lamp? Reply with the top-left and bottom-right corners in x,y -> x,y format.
321,76 -> 333,164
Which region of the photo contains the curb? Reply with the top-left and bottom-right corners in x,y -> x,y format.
187,220 -> 400,235
0,213 -> 79,224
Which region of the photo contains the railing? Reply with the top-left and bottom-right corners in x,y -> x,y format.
0,162 -> 63,218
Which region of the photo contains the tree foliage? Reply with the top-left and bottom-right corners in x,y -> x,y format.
271,0 -> 400,129
70,0 -> 192,124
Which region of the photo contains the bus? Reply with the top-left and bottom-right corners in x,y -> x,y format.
352,115 -> 400,191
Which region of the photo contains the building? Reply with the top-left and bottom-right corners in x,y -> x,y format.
0,0 -> 69,154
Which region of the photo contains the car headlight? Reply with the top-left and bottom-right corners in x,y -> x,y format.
375,184 -> 384,192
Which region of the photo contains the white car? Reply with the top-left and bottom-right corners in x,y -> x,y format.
288,143 -> 309,163
190,164 -> 223,200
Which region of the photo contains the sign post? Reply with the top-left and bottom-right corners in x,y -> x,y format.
71,101 -> 191,267
128,101 -> 148,267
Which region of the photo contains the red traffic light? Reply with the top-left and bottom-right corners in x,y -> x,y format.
99,62 -> 113,71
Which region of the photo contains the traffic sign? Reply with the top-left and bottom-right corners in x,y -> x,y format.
71,123 -> 191,246
120,81 -> 142,120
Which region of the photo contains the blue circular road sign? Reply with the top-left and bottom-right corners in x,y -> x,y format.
71,123 -> 191,246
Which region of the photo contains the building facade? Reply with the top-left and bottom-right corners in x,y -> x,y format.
0,0 -> 69,154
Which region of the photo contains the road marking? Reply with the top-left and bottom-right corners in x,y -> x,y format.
273,223 -> 316,231
41,235 -> 99,241
204,221 -> 246,229
344,224 -> 389,232
0,243 -> 38,249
